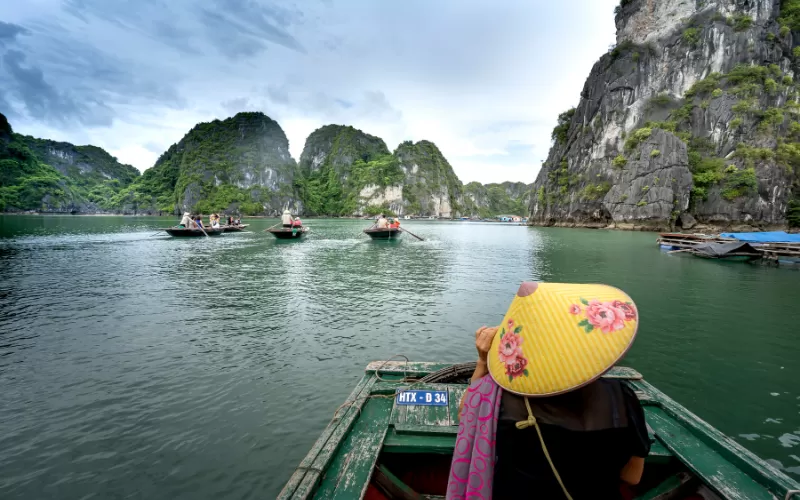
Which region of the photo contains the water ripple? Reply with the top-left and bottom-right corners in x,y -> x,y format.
0,217 -> 799,498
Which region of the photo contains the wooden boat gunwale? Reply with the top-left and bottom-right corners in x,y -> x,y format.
267,226 -> 309,239
162,227 -> 224,237
364,227 -> 402,239
278,361 -> 800,500
219,224 -> 249,232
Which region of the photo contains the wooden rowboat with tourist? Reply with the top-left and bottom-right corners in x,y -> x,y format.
278,361 -> 800,500
267,226 -> 309,239
364,227 -> 403,240
162,227 -> 223,237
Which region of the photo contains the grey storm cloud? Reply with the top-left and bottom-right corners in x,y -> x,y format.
0,21 -> 29,46
0,0 -> 622,183
202,0 -> 305,53
267,84 -> 291,104
0,12 -> 187,127
221,97 -> 252,115
1,49 -> 113,126
62,0 -> 305,57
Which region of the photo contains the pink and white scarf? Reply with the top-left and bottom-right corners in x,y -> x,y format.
447,375 -> 502,499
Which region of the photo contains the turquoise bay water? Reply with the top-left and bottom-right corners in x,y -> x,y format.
0,216 -> 798,498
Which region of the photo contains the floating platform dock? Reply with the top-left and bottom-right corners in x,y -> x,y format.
657,232 -> 800,267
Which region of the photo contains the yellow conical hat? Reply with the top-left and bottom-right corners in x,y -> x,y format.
488,282 -> 639,397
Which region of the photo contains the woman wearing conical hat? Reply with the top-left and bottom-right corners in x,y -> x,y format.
448,282 -> 649,500
178,212 -> 192,228
281,209 -> 293,228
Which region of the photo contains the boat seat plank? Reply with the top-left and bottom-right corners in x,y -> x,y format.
312,397 -> 392,499
382,430 -> 456,454
645,407 -> 776,500
634,472 -> 696,500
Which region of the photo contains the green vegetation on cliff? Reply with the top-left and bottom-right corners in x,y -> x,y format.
0,137 -> 70,211
395,140 -> 462,216
462,181 -> 531,218
295,125 -> 398,215
119,112 -> 297,215
1,112 -> 533,218
0,113 -> 139,212
779,0 -> 800,31
551,108 -> 576,145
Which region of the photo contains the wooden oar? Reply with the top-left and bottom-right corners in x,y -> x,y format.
399,226 -> 424,241
264,222 -> 281,232
193,222 -> 209,238
668,248 -> 693,254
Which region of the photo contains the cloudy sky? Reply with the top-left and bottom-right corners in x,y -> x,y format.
0,0 -> 619,184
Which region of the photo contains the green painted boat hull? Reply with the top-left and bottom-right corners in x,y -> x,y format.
279,362 -> 800,499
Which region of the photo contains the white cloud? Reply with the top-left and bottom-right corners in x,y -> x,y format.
0,0 -> 620,184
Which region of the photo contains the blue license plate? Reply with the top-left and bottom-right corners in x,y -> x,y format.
395,390 -> 448,406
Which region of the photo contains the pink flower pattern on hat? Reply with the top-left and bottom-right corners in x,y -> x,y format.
574,297 -> 637,333
496,320 -> 529,381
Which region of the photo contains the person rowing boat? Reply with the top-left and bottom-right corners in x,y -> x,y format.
281,209 -> 293,228
178,212 -> 192,228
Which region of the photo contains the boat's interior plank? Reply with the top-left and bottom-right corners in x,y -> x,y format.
605,366 -> 643,379
392,424 -> 457,436
372,464 -> 421,500
382,430 -> 456,454
634,472 -> 696,500
313,396 -> 392,499
645,406 -> 775,500
365,361 -> 450,377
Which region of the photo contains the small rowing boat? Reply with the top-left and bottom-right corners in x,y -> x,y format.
268,227 -> 308,239
364,228 -> 402,240
279,361 -> 800,499
162,227 -> 223,237
219,224 -> 249,232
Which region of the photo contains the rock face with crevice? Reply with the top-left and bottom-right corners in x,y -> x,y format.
606,129 -> 693,228
529,0 -> 800,231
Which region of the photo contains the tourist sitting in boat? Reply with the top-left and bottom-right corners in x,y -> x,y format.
192,216 -> 204,229
282,209 -> 293,228
179,212 -> 192,228
227,216 -> 233,226
449,282 -> 648,499
389,217 -> 400,229
234,217 -> 241,225
210,213 -> 220,228
292,217 -> 302,227
376,214 -> 388,229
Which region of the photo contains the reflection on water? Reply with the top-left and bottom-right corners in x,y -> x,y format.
0,216 -> 798,498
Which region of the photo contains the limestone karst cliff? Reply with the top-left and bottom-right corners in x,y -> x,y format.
530,0 -> 800,230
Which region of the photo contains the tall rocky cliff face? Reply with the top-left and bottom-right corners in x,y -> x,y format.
119,112 -> 297,215
392,140 -> 463,217
295,127 -> 465,217
462,181 -> 533,218
530,0 -> 800,231
0,112 -> 140,213
295,125 -> 397,215
18,136 -> 140,190
1,110 -> 533,217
